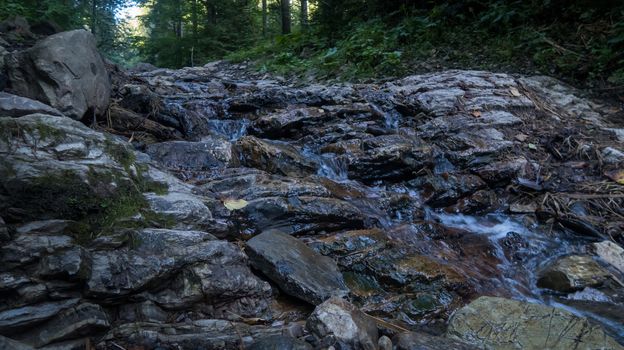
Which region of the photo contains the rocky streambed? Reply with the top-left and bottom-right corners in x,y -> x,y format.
1,24 -> 624,350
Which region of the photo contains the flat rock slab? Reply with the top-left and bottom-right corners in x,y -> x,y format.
246,230 -> 349,305
447,296 -> 624,350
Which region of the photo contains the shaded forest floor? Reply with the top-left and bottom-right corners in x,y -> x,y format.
227,18 -> 624,104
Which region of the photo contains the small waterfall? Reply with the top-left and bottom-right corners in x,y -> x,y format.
318,153 -> 349,181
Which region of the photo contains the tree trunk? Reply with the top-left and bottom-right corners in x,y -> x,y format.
300,0 -> 307,29
262,0 -> 267,37
281,0 -> 291,34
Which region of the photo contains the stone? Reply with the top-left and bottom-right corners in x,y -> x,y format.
118,301 -> 168,323
0,335 -> 33,350
0,216 -> 9,241
0,298 -> 79,333
236,195 -> 368,236
6,30 -> 110,120
0,92 -> 65,118
1,234 -> 73,269
378,335 -> 392,350
145,191 -> 213,230
393,332 -> 478,350
145,139 -> 233,174
447,296 -> 624,350
250,107 -> 329,139
306,297 -> 378,350
602,147 -> 624,164
99,319 -> 290,349
247,335 -> 312,350
17,303 -> 109,347
234,136 -> 317,177
537,255 -> 612,293
410,173 -> 485,207
37,247 -> 90,281
246,230 -> 349,305
0,114 -> 146,222
87,229 -> 271,317
592,241 -> 624,274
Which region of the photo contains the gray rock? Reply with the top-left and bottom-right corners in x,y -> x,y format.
0,335 -> 33,350
86,229 -> 271,317
602,147 -> 624,164
0,92 -> 64,118
16,220 -> 74,235
378,335 -> 392,350
447,296 -> 624,350
1,234 -> 73,269
246,230 -> 349,305
145,139 -> 233,173
234,136 -> 317,177
592,241 -> 624,275
247,335 -> 312,350
6,30 -> 110,120
99,319 -> 289,349
0,298 -> 78,333
0,216 -> 8,241
37,247 -> 90,281
145,191 -> 213,230
118,301 -> 168,323
306,297 -> 378,350
17,303 -> 109,347
393,332 -> 478,350
0,114 -> 145,222
537,255 -> 612,293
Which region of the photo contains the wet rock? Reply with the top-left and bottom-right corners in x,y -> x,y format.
198,168 -> 332,200
247,335 -> 312,350
410,173 -> 485,207
146,139 -> 233,175
246,230 -> 349,305
447,296 -> 624,350
6,30 -> 110,120
107,105 -> 182,142
234,136 -> 317,177
306,297 -> 378,350
37,247 -> 90,281
474,157 -> 529,185
17,303 -> 109,347
0,335 -> 33,350
236,195 -> 369,236
393,332 -> 478,350
592,241 -> 624,274
0,114 -> 146,222
250,107 -> 329,139
0,217 -> 9,241
0,92 -> 64,118
378,335 -> 392,350
602,147 -> 624,165
537,255 -> 612,293
117,301 -> 168,323
322,134 -> 431,183
87,229 -> 271,317
145,191 -> 213,230
98,319 -> 289,349
0,298 -> 78,333
1,234 -> 73,269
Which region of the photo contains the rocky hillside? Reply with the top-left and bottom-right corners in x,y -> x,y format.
1,21 -> 624,350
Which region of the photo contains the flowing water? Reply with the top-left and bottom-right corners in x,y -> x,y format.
166,78 -> 624,343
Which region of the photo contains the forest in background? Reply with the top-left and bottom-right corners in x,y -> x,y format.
1,0 -> 623,89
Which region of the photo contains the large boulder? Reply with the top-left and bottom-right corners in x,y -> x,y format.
6,30 -> 110,120
306,297 -> 378,350
447,296 -> 624,350
246,230 -> 349,305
